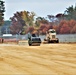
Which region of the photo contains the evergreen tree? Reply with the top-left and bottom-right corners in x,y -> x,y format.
64,4 -> 76,20
0,0 -> 5,26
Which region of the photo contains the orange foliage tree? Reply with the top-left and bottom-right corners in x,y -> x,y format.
53,20 -> 76,34
70,25 -> 76,33
39,24 -> 53,34
59,24 -> 71,34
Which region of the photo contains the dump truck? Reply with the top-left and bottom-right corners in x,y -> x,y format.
44,29 -> 59,43
28,33 -> 41,46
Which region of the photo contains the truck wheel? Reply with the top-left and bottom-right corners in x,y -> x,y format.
56,39 -> 59,43
29,43 -> 32,46
44,39 -> 47,41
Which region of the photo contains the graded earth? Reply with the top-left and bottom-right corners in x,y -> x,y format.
0,43 -> 76,75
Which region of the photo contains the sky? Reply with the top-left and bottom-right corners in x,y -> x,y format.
3,0 -> 76,20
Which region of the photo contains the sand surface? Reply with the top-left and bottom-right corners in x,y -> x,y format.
0,43 -> 76,75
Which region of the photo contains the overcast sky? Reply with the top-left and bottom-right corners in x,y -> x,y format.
3,0 -> 76,20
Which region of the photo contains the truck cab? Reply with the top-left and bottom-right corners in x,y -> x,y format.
44,29 -> 59,43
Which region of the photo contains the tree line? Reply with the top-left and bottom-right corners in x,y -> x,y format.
1,2 -> 76,35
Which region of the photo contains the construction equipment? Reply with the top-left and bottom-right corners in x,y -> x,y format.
44,29 -> 59,43
28,33 -> 41,46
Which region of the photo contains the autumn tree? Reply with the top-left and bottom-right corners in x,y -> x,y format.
10,11 -> 36,34
53,25 -> 59,34
21,11 -> 35,26
68,19 -> 76,28
35,17 -> 48,27
59,24 -> 71,34
10,12 -> 26,34
53,20 -> 76,34
57,20 -> 71,34
26,26 -> 34,33
70,25 -> 76,33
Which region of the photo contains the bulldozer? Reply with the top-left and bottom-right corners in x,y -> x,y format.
44,29 -> 59,43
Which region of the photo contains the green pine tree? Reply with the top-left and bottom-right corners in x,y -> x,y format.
0,0 -> 5,35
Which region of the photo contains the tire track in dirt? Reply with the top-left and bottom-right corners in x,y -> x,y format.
0,44 -> 76,75
3,56 -> 57,75
2,54 -> 76,75
0,46 -> 57,74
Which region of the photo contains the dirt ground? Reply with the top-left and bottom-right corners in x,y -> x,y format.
0,43 -> 76,75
